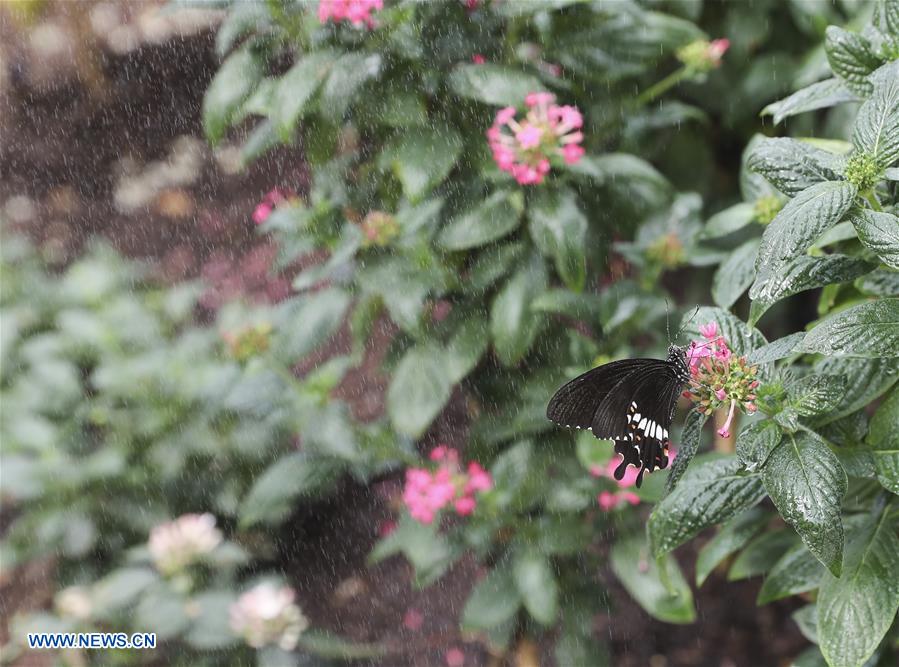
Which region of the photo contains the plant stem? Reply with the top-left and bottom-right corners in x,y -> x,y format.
863,189 -> 883,212
635,67 -> 691,108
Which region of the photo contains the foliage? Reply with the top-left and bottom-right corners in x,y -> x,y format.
3,1 -> 899,666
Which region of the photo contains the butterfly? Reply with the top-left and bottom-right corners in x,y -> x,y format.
546,344 -> 691,487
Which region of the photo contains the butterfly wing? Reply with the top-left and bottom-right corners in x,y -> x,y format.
545,359 -> 656,432
547,354 -> 688,487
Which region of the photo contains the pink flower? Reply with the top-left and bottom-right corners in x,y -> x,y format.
252,203 -> 272,225
709,39 -> 730,61
714,387 -> 727,401
251,188 -> 296,225
149,513 -> 222,576
403,607 -> 424,631
603,457 -> 639,488
230,583 -> 308,650
562,143 -> 585,164
597,491 -> 619,512
378,520 -> 396,537
446,647 -> 466,667
318,0 -> 383,28
403,447 -> 492,524
471,54 -> 486,64
698,322 -> 718,339
620,492 -> 640,506
717,400 -> 736,439
487,92 -> 585,186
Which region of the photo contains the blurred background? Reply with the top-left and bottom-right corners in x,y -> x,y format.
1,1 -> 890,666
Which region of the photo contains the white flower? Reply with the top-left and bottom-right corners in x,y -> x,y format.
55,586 -> 93,621
148,513 -> 222,576
229,583 -> 309,651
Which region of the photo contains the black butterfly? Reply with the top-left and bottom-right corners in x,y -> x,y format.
546,344 -> 690,487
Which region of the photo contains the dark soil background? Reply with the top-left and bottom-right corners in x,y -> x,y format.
1,3 -> 809,666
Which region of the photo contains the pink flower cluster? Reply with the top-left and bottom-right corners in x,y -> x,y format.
591,458 -> 640,512
684,322 -> 759,438
677,38 -> 730,72
487,92 -> 585,185
318,0 -> 383,28
403,446 -> 492,524
252,188 -> 296,225
229,583 -> 308,650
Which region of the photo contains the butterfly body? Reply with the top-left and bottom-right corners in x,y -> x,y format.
546,345 -> 689,487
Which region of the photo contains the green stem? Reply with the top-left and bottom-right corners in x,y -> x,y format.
863,189 -> 883,212
634,67 -> 692,108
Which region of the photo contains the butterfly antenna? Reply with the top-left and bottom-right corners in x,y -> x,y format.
674,305 -> 700,342
664,299 -> 672,345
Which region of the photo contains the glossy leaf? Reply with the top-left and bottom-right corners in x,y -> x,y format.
756,181 -> 857,276
762,432 -> 847,576
749,254 -> 875,325
746,138 -> 843,197
701,202 -> 755,239
810,357 -> 899,425
382,128 -> 462,201
272,53 -> 333,140
847,209 -> 899,270
448,64 -> 542,106
824,26 -> 881,96
650,456 -> 766,556
728,530 -> 799,581
851,63 -> 899,168
713,239 -> 759,309
800,298 -> 899,358
818,505 -> 899,667
758,543 -> 826,604
490,255 -> 547,366
274,289 -> 350,362
461,563 -> 522,631
664,409 -> 707,493
866,387 -> 899,493
763,78 -> 859,124
786,374 -> 848,418
695,507 -> 770,587
747,332 -> 806,365
736,419 -> 783,472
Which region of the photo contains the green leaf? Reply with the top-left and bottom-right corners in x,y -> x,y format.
825,26 -> 881,96
490,255 -> 546,366
438,191 -> 521,251
737,419 -> 783,472
610,534 -> 695,624
695,507 -> 770,587
851,62 -> 899,168
465,242 -> 526,294
271,52 -> 333,140
461,563 -> 522,631
818,505 -> 899,667
867,387 -> 899,494
758,543 -> 826,604
239,453 -> 342,527
856,268 -> 899,297
728,530 -> 799,581
382,128 -> 462,201
135,584 -> 190,639
713,239 -> 759,309
749,254 -> 875,326
215,2 -> 269,57
800,298 -> 899,358
185,590 -> 238,650
763,78 -> 859,124
370,516 -> 454,586
793,646 -> 828,667
530,289 -> 602,319
810,357 -> 899,425
203,46 -> 263,145
747,138 -> 843,197
528,189 -> 588,292
513,550 -> 559,626
387,344 -> 452,438
747,332 -> 806,365
701,202 -> 756,240
762,432 -> 847,576
650,456 -> 766,556
320,52 -> 381,116
756,181 -> 857,277
274,288 -> 350,361
665,410 -> 707,493
793,603 -> 819,643
847,209 -> 899,270
444,316 -> 489,384
296,631 -> 385,659
448,64 -> 542,106
787,374 -> 848,418
91,569 -> 156,616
